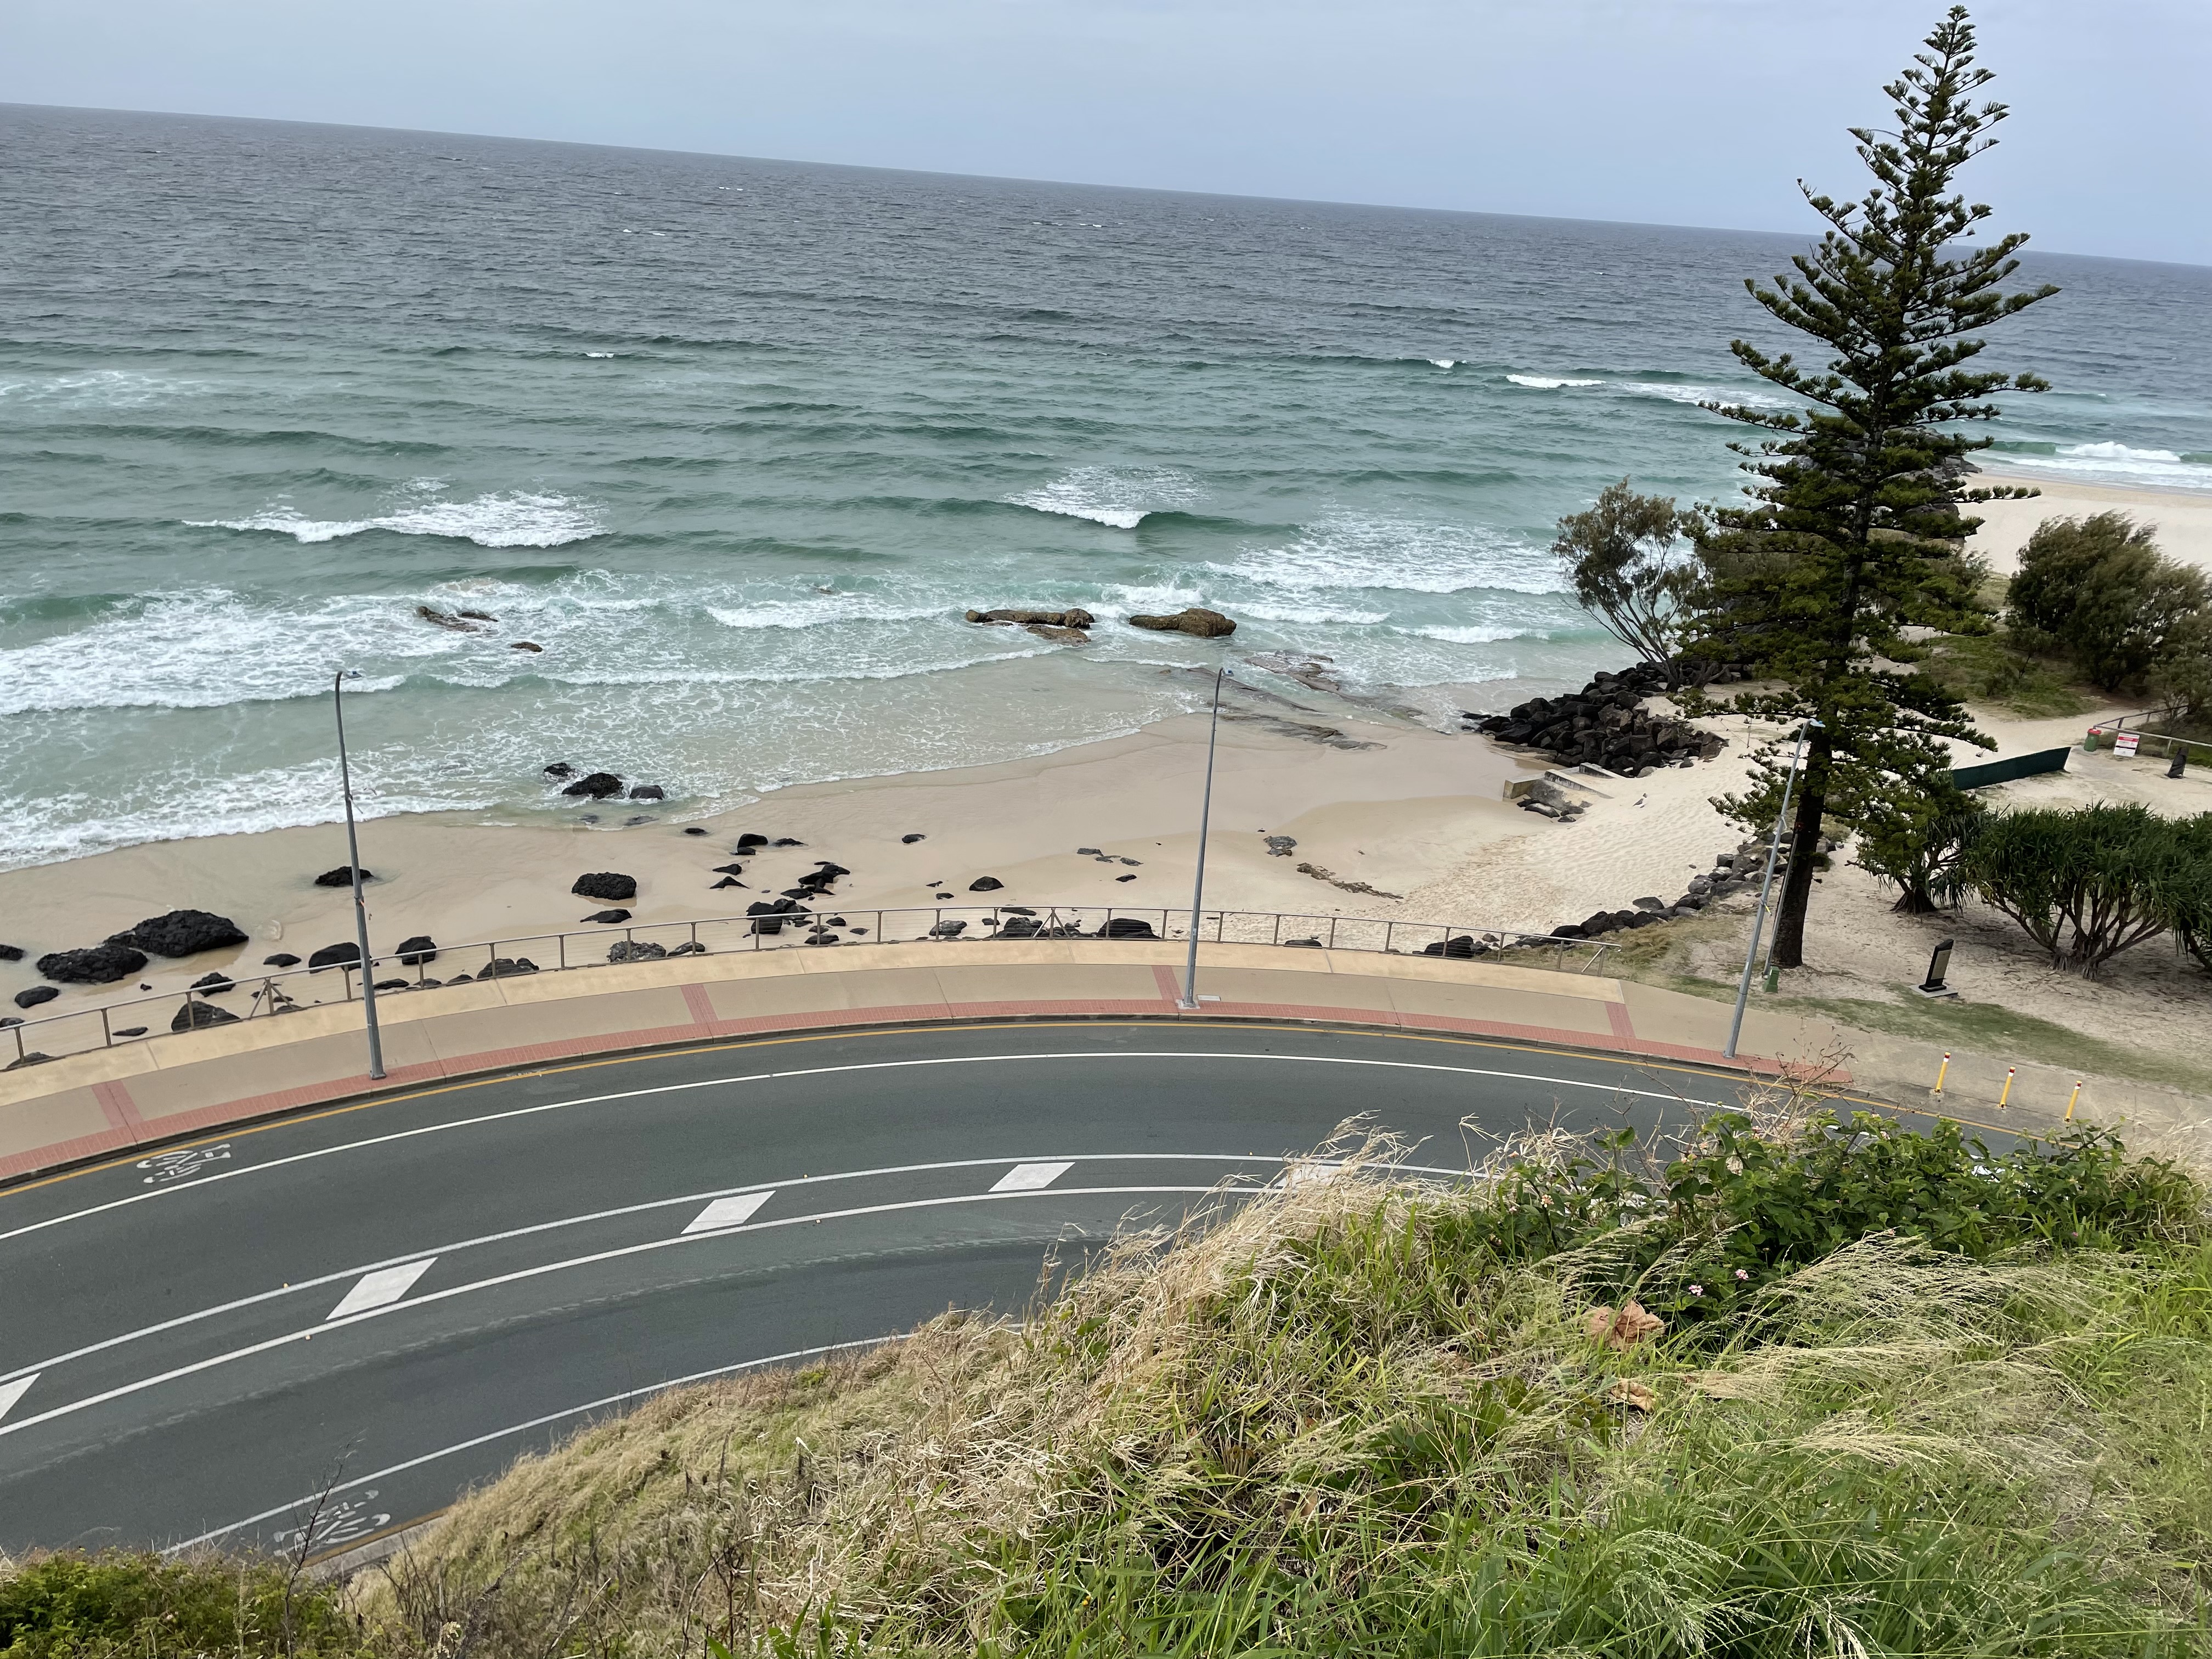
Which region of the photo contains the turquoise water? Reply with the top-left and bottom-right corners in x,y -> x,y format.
3,103 -> 2208,871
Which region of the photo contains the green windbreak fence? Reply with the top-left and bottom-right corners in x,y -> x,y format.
1948,746 -> 2071,790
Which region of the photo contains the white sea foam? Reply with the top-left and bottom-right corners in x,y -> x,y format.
1231,601 -> 1390,627
1217,512 -> 1569,598
1623,381 -> 1792,412
1399,623 -> 1547,645
189,490 -> 604,548
1006,466 -> 1200,529
0,369 -> 212,408
584,351 -> 616,358
1988,442 -> 2212,493
704,594 -> 951,631
1429,359 -> 1457,370
1506,374 -> 1602,388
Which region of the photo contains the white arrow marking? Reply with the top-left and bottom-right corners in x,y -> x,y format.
0,1373 -> 38,1423
327,1260 -> 436,1321
991,1160 -> 1073,1193
682,1191 -> 775,1234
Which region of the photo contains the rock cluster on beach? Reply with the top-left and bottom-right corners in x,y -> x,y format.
963,605 -> 1238,642
1547,829 -> 1822,940
1466,663 -> 1738,775
1129,607 -> 1236,638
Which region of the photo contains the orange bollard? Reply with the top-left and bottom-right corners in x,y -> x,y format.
1998,1067 -> 2015,1109
2066,1080 -> 2083,1121
1933,1051 -> 1951,1097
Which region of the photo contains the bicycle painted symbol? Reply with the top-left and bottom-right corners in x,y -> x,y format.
137,1144 -> 232,1186
272,1491 -> 391,1553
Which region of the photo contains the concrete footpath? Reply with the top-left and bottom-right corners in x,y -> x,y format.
0,939 -> 2193,1185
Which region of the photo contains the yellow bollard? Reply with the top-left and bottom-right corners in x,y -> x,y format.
1933,1051 -> 1951,1097
2066,1080 -> 2083,1121
1998,1067 -> 2015,1109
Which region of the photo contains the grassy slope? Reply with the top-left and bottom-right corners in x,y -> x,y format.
339,1123 -> 2211,1658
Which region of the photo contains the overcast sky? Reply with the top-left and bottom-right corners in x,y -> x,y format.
5,0 -> 2206,266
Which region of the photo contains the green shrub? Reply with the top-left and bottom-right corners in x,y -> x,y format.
0,1550 -> 364,1658
2006,512 -> 2211,691
1962,800 -> 2192,973
1851,776 -> 1984,911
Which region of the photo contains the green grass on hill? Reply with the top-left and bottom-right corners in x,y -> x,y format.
1921,629 -> 2103,721
9,1114 -> 2205,1658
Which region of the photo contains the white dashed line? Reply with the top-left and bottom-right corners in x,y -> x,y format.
326,1261 -> 436,1321
0,1373 -> 37,1423
991,1161 -> 1073,1193
682,1192 -> 775,1234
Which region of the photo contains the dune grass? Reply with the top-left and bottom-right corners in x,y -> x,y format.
330,1109 -> 2210,1658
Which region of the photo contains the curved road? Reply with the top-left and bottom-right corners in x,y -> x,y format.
0,1020 -> 1798,1556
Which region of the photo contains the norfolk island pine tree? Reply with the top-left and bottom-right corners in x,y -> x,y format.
1684,5 -> 2056,969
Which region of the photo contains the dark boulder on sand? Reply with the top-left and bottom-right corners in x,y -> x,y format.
1098,917 -> 1158,939
264,953 -> 302,968
1127,607 -> 1236,638
561,771 -> 626,799
736,833 -> 769,850
395,935 -> 438,966
189,972 -> 235,995
901,833 -> 926,844
571,872 -> 638,902
172,1001 -> 240,1032
36,943 -> 148,985
968,876 -> 1005,892
14,985 -> 59,1010
582,909 -> 633,924
314,866 -> 373,888
308,942 -> 362,970
0,945 -> 24,963
607,940 -> 667,963
109,910 -> 248,958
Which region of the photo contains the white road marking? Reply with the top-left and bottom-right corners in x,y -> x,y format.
326,1260 -> 436,1321
0,1372 -> 37,1423
0,1152 -> 1450,1393
163,1336 -> 899,1553
683,1192 -> 774,1233
991,1161 -> 1073,1193
0,1186 -> 1215,1444
1,1051 -> 1733,1248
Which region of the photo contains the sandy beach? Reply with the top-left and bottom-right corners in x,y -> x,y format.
5,473 -> 2206,1043
1967,470 -> 2212,575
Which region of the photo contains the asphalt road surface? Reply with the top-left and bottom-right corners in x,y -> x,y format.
0,1019 -> 1788,1557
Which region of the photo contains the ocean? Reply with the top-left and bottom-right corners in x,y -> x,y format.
4,102 -> 2208,872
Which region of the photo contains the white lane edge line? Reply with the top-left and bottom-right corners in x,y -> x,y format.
2,1051 -> 1731,1247
326,1260 -> 436,1321
0,1152 -> 1469,1391
0,1186 -> 1218,1442
0,1372 -> 37,1423
682,1192 -> 774,1234
991,1161 -> 1073,1193
161,1336 -> 900,1554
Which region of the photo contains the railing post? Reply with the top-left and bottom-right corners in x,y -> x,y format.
100,1006 -> 112,1047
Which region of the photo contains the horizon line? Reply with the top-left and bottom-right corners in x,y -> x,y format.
8,98 -> 2205,275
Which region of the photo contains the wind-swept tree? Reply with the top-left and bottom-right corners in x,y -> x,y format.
1688,5 -> 2056,969
1551,481 -> 1701,685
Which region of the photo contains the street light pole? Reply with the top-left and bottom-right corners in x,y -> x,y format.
1179,666 -> 1228,1010
333,670 -> 386,1080
1723,717 -> 1819,1062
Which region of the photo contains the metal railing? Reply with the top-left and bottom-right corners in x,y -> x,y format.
3,905 -> 1618,1068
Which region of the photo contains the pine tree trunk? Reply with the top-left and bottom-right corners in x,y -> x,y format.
1768,728 -> 1833,969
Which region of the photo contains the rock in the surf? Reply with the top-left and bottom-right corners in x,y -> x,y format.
571,872 -> 638,902
1127,607 -> 1236,638
544,761 -> 576,778
35,943 -> 148,984
108,910 -> 248,958
628,785 -> 666,800
511,641 -> 543,651
561,771 -> 625,800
